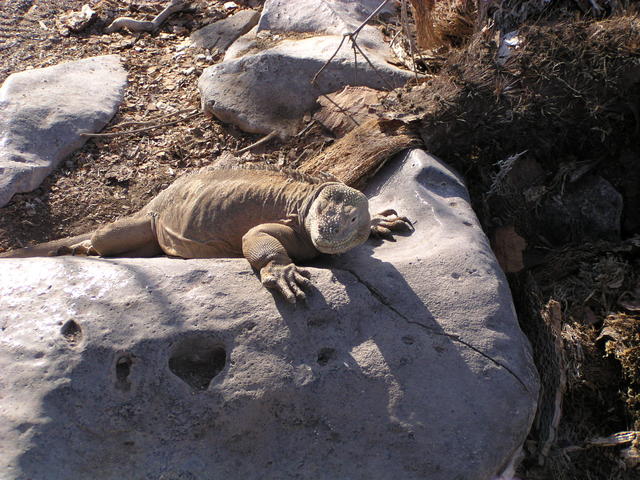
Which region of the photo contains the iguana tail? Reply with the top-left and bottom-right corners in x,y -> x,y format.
0,233 -> 93,258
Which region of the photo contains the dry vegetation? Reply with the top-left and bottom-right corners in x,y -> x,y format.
397,1 -> 640,478
0,1 -> 639,479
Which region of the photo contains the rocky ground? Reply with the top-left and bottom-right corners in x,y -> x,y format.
0,1 -> 639,479
0,0 -> 272,250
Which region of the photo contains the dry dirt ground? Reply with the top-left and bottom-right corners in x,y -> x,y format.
1,1 -> 639,479
0,0 -> 295,251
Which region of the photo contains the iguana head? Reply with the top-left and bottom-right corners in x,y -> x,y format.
305,184 -> 371,254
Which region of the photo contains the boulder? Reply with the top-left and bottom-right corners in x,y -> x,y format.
0,150 -> 539,479
224,0 -> 391,62
0,55 -> 127,208
205,0 -> 410,135
189,9 -> 260,51
199,35 -> 412,136
256,0 -> 394,49
541,175 -> 623,244
258,0 -> 397,34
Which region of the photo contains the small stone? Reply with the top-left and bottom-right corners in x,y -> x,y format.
59,4 -> 96,33
189,9 -> 259,51
223,1 -> 239,9
492,225 -> 526,273
173,25 -> 188,35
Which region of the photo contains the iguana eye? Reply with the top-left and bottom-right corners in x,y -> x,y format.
351,217 -> 356,222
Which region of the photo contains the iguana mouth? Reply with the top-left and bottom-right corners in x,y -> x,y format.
314,239 -> 354,254
313,228 -> 369,254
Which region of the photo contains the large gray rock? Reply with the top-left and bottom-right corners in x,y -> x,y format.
199,35 -> 412,136
190,9 -> 260,51
225,0 -> 393,61
206,0 -> 410,135
257,0 -> 394,44
0,55 -> 127,207
0,150 -> 539,479
541,174 -> 623,244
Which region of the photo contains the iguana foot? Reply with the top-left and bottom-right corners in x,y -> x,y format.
260,262 -> 312,304
370,209 -> 414,239
63,240 -> 99,256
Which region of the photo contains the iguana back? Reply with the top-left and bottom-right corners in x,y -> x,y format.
146,167 -> 329,258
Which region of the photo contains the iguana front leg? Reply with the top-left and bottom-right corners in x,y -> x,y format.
65,239 -> 99,256
370,209 -> 414,239
242,223 -> 316,303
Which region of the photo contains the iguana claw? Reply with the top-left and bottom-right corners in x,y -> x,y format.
67,240 -> 99,256
370,209 -> 414,239
261,262 -> 312,303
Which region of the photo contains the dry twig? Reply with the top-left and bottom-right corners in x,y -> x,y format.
105,0 -> 187,34
110,108 -> 194,129
401,0 -> 420,82
236,131 -> 279,154
311,0 -> 394,90
80,109 -> 199,137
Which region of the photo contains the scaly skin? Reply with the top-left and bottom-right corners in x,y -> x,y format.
1,167 -> 413,302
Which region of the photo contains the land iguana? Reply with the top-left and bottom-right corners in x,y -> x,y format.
1,167 -> 413,302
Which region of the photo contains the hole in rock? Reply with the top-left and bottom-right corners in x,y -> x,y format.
115,355 -> 133,391
317,347 -> 336,366
60,320 -> 82,346
168,337 -> 226,391
402,335 -> 415,345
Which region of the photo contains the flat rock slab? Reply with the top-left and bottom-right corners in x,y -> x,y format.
0,55 -> 127,208
189,9 -> 260,51
0,150 -> 539,479
199,35 -> 412,135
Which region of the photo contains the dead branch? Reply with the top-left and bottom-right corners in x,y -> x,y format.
408,0 -> 436,49
296,120 -> 317,138
300,117 -> 421,188
401,0 -> 420,81
105,0 -> 187,34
